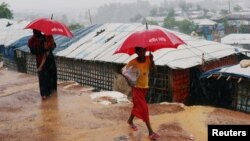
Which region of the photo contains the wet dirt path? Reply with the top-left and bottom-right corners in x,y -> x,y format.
0,69 -> 250,141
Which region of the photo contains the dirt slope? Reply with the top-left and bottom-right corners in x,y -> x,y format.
0,69 -> 249,141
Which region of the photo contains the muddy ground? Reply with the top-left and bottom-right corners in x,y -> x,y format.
0,69 -> 250,141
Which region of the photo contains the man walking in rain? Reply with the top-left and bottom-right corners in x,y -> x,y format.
122,47 -> 160,140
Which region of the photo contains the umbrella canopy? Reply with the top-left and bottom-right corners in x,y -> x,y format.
25,18 -> 73,38
114,28 -> 185,55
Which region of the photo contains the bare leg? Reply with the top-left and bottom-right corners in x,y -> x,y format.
145,120 -> 154,135
127,114 -> 135,125
146,120 -> 160,139
127,114 -> 138,131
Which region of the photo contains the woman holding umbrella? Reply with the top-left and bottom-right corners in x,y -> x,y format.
38,34 -> 57,93
28,29 -> 55,99
26,17 -> 73,100
122,47 -> 160,140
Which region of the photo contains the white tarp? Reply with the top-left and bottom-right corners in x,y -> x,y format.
56,23 -> 238,69
0,19 -> 32,47
221,34 -> 250,45
201,64 -> 250,79
193,19 -> 217,26
90,91 -> 129,105
219,64 -> 250,78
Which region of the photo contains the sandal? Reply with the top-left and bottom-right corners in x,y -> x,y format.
149,133 -> 160,140
42,96 -> 47,100
128,123 -> 138,131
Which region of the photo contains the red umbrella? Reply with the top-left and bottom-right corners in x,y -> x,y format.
25,18 -> 73,37
114,28 -> 185,55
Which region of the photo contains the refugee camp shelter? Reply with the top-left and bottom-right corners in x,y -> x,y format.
4,22 -> 101,71
0,18 -> 32,68
192,19 -> 217,41
221,34 -> 250,52
201,60 -> 250,113
13,23 -> 248,113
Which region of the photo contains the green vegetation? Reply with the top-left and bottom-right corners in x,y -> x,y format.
177,20 -> 196,34
163,9 -> 176,29
68,23 -> 84,30
0,2 -> 13,19
239,25 -> 250,33
162,8 -> 195,35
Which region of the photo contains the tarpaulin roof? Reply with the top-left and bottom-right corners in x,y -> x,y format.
221,34 -> 250,45
16,24 -> 101,54
10,23 -> 239,69
8,35 -> 32,49
0,18 -> 32,47
200,64 -> 250,79
55,23 -> 238,69
193,19 -> 217,26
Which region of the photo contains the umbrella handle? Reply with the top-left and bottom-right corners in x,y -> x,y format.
149,51 -> 152,57
149,51 -> 155,69
148,46 -> 153,61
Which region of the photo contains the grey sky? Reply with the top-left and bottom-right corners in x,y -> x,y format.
2,0 -> 165,12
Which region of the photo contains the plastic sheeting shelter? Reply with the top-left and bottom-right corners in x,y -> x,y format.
17,24 -> 101,54
201,64 -> 250,79
3,35 -> 31,60
14,24 -> 100,72
199,63 -> 250,113
4,24 -> 100,70
0,18 -> 32,65
0,19 -> 32,47
221,34 -> 250,45
55,24 -> 236,69
14,23 -> 246,111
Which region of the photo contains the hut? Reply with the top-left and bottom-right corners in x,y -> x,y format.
192,19 -> 217,41
200,59 -> 250,113
0,19 -> 32,70
221,33 -> 250,52
14,23 -> 247,112
6,23 -> 101,72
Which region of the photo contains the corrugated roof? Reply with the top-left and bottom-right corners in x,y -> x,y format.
56,23 -> 237,69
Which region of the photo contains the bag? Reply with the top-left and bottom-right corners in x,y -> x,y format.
122,66 -> 140,86
240,59 -> 250,68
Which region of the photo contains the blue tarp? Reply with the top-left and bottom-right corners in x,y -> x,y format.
13,24 -> 101,57
8,35 -> 32,48
53,24 -> 101,53
200,64 -> 250,79
2,35 -> 32,60
216,24 -> 224,31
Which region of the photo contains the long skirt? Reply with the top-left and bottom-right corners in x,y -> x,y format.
47,56 -> 57,91
37,53 -> 57,97
38,70 -> 50,97
131,87 -> 149,122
